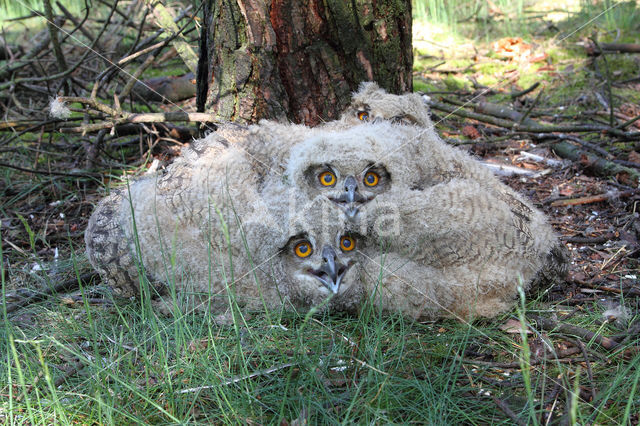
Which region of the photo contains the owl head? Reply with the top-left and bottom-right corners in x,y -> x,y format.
279,227 -> 364,311
258,194 -> 364,312
338,82 -> 433,128
284,123 -> 424,221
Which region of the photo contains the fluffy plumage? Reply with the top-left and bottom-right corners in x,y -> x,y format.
86,82 -> 567,320
85,126 -> 362,315
337,81 -> 433,127
281,119 -> 567,320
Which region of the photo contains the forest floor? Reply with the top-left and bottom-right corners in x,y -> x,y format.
1,1 -> 639,424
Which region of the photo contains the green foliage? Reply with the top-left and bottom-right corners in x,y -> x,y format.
0,0 -> 83,21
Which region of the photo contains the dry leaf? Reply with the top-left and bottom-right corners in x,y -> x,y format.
462,125 -> 480,139
499,318 -> 532,334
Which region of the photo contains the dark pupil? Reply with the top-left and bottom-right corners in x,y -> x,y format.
299,244 -> 308,253
323,174 -> 332,183
343,239 -> 351,248
366,174 -> 375,184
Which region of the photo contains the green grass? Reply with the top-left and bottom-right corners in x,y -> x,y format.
0,0 -> 83,20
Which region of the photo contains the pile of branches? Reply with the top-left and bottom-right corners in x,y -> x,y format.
423,87 -> 640,187
0,0 -> 210,172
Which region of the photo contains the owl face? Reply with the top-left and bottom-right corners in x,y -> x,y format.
280,227 -> 363,311
343,103 -> 419,126
304,162 -> 391,219
337,81 -> 433,128
286,124 -> 410,222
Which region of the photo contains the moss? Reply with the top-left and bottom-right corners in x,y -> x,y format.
412,79 -> 439,93
443,75 -> 467,91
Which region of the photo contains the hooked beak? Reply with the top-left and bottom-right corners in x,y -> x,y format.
329,175 -> 369,219
309,245 -> 352,294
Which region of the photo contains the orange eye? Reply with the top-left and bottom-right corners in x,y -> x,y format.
363,171 -> 379,187
318,171 -> 336,187
357,111 -> 369,121
294,241 -> 313,258
340,236 -> 355,252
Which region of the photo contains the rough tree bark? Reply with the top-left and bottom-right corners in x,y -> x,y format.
201,0 -> 412,125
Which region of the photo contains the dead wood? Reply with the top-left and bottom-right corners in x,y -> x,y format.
58,111 -> 217,134
584,40 -> 640,55
0,161 -> 100,179
561,234 -> 616,244
572,278 -> 640,297
550,190 -> 636,207
56,1 -> 104,52
510,81 -> 540,99
476,101 -> 537,126
551,141 -> 640,186
528,315 -> 620,350
5,272 -> 98,314
0,2 -> 118,92
458,346 -> 584,368
489,395 -> 526,426
425,98 -> 639,138
0,22 -> 58,81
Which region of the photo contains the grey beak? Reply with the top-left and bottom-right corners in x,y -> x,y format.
344,175 -> 358,204
310,245 -> 350,294
331,175 -> 365,219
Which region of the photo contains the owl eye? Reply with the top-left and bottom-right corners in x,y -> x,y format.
357,111 -> 369,121
318,171 -> 336,187
340,235 -> 355,252
363,171 -> 379,187
294,241 -> 313,258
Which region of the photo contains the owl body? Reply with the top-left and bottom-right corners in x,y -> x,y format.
86,131 -> 282,311
86,82 -> 567,320
280,120 -> 567,320
85,126 -> 364,315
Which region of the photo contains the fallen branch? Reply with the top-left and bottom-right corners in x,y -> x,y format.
5,272 -> 98,314
528,315 -> 620,350
550,190 -> 636,206
0,161 -> 100,179
489,395 -> 526,426
0,24 -> 55,81
425,98 -> 639,138
58,111 -> 218,134
561,234 -> 615,244
510,81 -> 540,99
572,277 -> 640,297
0,1 -> 118,91
476,101 -> 537,126
458,347 -> 583,369
584,40 -> 640,55
551,141 -> 640,186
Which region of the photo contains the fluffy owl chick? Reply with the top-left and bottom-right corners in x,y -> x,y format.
280,121 -> 566,319
85,128 -> 288,311
336,81 -> 433,127
268,194 -> 365,312
284,121 -> 504,223
85,127 -> 364,315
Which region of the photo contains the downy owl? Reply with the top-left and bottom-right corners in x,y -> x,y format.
281,120 -> 567,319
85,125 -> 365,315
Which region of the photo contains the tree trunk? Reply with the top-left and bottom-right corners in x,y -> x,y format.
202,0 -> 412,126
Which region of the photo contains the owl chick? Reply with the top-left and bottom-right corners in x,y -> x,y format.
284,121 -> 499,222
337,81 -> 433,127
280,121 -> 567,319
85,125 -> 364,315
